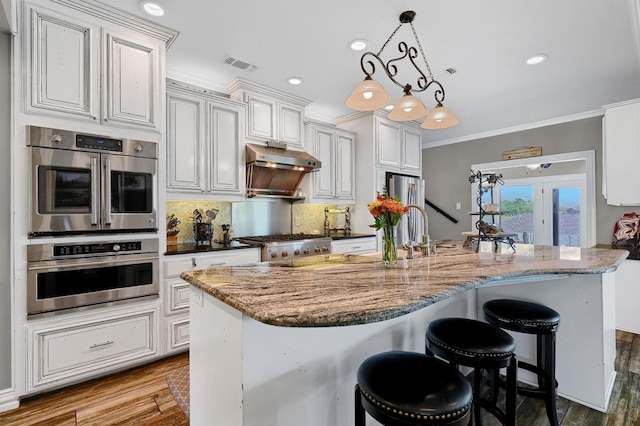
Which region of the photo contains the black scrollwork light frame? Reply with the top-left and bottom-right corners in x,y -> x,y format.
358,11 -> 446,103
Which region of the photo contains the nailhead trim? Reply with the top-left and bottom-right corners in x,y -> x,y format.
486,312 -> 559,330
427,336 -> 515,359
359,385 -> 471,423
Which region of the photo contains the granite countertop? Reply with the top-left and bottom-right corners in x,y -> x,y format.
181,242 -> 628,328
595,243 -> 640,261
165,241 -> 255,255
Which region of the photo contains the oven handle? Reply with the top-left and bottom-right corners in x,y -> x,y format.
90,157 -> 99,226
27,255 -> 159,272
104,158 -> 112,226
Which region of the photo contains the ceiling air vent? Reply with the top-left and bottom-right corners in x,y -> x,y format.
224,55 -> 258,72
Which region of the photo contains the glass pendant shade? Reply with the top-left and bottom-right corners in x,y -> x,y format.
420,103 -> 460,129
345,77 -> 391,111
387,93 -> 428,121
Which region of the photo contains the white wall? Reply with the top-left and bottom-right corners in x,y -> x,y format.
0,30 -> 12,389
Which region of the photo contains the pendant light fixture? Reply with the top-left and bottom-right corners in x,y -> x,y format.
345,11 -> 459,129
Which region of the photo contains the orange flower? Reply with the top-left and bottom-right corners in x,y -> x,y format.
368,192 -> 409,230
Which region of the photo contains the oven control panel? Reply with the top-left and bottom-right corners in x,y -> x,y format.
27,239 -> 159,262
53,241 -> 142,256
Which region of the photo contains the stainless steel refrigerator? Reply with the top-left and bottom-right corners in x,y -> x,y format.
387,172 -> 425,246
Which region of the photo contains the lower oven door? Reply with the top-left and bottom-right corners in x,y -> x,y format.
27,253 -> 159,317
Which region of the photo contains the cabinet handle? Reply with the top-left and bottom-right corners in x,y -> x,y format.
89,340 -> 114,349
192,257 -> 197,268
351,246 -> 361,249
208,262 -> 226,268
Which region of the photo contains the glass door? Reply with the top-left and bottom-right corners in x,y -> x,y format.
30,147 -> 99,234
494,176 -> 586,246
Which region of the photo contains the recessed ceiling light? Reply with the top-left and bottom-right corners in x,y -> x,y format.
350,39 -> 368,51
288,77 -> 303,85
526,54 -> 548,65
139,1 -> 166,17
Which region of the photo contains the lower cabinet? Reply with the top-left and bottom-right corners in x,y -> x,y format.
615,259 -> 640,333
331,237 -> 376,254
27,305 -> 158,392
162,248 -> 261,354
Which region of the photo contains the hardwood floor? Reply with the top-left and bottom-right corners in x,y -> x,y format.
1,331 -> 640,425
0,352 -> 189,425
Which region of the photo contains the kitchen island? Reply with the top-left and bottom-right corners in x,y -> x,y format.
182,242 -> 627,425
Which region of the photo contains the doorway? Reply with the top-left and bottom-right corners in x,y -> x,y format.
472,150 -> 595,248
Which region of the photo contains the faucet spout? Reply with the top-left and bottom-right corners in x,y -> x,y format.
406,204 -> 430,256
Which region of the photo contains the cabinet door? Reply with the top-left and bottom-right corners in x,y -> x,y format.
402,128 -> 422,174
336,131 -> 355,199
207,101 -> 243,193
313,127 -> 335,198
167,92 -> 204,191
376,118 -> 402,169
28,308 -> 157,391
279,103 -> 304,147
102,30 -> 160,129
604,101 -> 640,205
25,6 -> 98,120
246,95 -> 276,140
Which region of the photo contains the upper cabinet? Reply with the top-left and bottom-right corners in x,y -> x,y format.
228,78 -> 311,149
166,80 -> 245,196
306,121 -> 356,202
603,99 -> 640,206
23,0 -> 178,132
375,116 -> 422,175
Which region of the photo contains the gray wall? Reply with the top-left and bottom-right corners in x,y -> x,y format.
422,116 -> 634,245
0,30 -> 11,389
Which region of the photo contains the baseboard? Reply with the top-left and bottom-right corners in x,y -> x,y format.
0,388 -> 19,413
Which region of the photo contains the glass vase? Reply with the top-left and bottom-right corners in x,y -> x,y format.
382,225 -> 398,265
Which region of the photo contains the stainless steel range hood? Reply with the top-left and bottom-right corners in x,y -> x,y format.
245,143 -> 321,198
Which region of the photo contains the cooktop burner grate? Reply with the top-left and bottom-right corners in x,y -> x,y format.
238,234 -> 328,244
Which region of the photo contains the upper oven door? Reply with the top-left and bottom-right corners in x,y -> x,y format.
30,147 -> 102,235
102,154 -> 157,231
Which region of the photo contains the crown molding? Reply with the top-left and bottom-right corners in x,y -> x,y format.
422,109 -> 605,149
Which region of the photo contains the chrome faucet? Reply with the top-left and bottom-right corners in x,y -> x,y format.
406,204 -> 431,256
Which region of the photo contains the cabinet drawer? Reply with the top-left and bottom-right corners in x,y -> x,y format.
28,309 -> 157,390
164,248 -> 261,278
166,315 -> 189,353
331,238 -> 377,254
166,278 -> 190,314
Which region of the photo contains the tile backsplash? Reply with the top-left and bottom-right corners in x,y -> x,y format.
166,200 -> 357,243
166,200 -> 232,243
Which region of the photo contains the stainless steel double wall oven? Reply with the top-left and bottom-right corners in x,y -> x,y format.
27,126 -> 160,317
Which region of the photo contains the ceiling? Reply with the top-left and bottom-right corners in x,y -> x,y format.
104,0 -> 640,147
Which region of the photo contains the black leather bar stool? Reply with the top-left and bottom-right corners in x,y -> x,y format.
355,351 -> 473,425
483,299 -> 561,426
426,318 -> 517,426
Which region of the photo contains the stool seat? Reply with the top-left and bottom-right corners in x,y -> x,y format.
427,318 -> 516,366
484,299 -> 560,333
356,351 -> 472,426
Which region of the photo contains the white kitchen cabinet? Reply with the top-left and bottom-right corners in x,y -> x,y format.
306,121 -> 356,202
23,1 -> 176,131
331,237 -> 376,254
337,111 -> 422,236
228,77 -> 311,149
166,81 -> 245,195
162,247 -> 261,354
603,98 -> 640,205
27,305 -> 158,392
375,116 -> 422,174
615,259 -> 640,333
